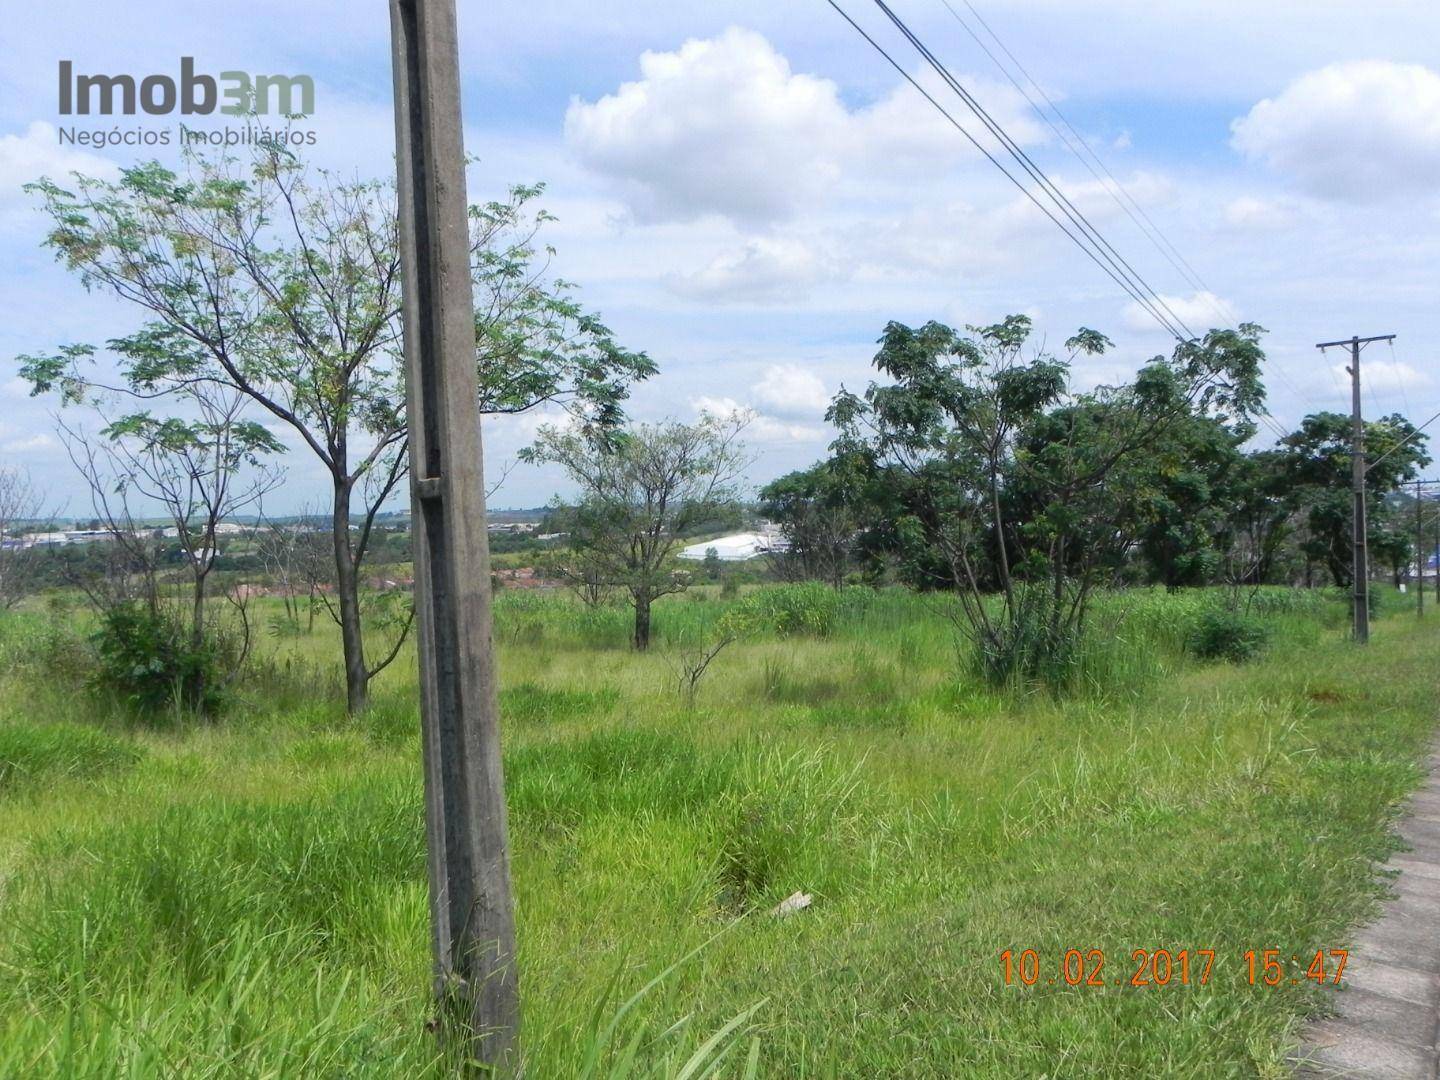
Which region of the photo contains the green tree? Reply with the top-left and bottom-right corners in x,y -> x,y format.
20,142 -> 652,712
1128,412 -> 1250,589
55,383 -> 282,713
758,452 -> 883,587
1373,499 -> 1416,587
525,414 -> 750,650
1277,412 -> 1430,586
91,393 -> 281,659
1215,448 -> 1298,587
830,315 -> 1266,684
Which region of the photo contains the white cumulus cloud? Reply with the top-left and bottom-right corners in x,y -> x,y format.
0,121 -> 119,202
751,364 -> 830,417
565,26 -> 1043,226
1330,358 -> 1431,394
566,27 -> 848,224
668,236 -> 837,303
1231,61 -> 1440,201
690,394 -> 822,442
0,432 -> 59,455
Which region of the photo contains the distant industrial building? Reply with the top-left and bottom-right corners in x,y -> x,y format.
677,528 -> 789,563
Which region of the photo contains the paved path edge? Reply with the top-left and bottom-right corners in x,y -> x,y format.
1294,743 -> 1440,1078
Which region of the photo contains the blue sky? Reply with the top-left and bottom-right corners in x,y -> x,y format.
2,0 -> 1439,513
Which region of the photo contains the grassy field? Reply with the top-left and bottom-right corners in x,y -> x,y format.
0,584 -> 1436,1077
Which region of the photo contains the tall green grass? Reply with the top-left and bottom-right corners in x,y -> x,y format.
0,582 -> 1433,1075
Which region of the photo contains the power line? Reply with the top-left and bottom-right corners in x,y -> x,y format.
1256,410 -> 1292,442
867,0 -> 1198,341
933,0 -> 1217,312
826,0 -> 1304,444
1367,405 -> 1440,475
931,0 -> 1325,422
1388,339 -> 1413,425
821,0 -> 1191,342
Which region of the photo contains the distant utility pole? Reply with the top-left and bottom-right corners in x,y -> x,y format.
1316,333 -> 1396,644
1418,479 -> 1429,618
389,0 -> 519,1069
1418,479 -> 1440,615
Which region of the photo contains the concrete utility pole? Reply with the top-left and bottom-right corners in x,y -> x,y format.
1316,334 -> 1395,644
389,0 -> 519,1068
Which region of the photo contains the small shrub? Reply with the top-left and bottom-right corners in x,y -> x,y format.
970,587 -> 1083,688
724,583 -> 870,639
1189,608 -> 1268,663
91,604 -> 224,717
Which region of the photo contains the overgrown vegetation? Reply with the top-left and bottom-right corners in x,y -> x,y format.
764,317 -> 1431,686
1189,606 -> 1269,663
21,142 -> 653,713
0,584 -> 1433,1075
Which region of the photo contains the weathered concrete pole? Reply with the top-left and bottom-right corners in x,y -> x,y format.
389,0 -> 519,1067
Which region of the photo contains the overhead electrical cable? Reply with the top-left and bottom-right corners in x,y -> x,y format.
834,0 -> 1311,441
865,0 -> 1198,341
934,0 -> 1217,311
1388,339 -> 1414,425
938,0 -> 1326,426
1367,406 -> 1440,475
822,0 -> 1191,342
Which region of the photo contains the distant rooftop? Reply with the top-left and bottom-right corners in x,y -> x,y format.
677,530 -> 788,562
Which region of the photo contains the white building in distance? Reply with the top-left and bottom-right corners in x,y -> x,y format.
677,530 -> 789,563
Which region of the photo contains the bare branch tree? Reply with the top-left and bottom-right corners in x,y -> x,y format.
55,380 -> 282,707
0,467 -> 49,609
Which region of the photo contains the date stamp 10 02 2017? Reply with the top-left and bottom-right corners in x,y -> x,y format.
999,947 -> 1348,988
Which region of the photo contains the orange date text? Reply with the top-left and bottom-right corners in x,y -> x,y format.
999,948 -> 1347,988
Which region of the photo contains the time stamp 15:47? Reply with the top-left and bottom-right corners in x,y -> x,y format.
1000,948 -> 1348,988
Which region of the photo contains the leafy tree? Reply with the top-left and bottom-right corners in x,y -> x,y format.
525,414 -> 750,650
759,452 -> 882,587
1372,499 -> 1416,587
1215,449 -> 1297,587
20,142 -> 651,712
830,315 -> 1266,685
54,384 -> 280,712
1277,411 -> 1430,586
1127,411 -> 1250,589
91,388 -> 281,653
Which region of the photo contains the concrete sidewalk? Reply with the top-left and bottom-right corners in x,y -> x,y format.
1295,747 -> 1440,1078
